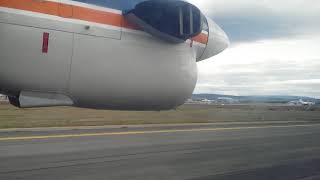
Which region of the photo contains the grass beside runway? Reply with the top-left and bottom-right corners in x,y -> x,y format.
0,102 -> 319,129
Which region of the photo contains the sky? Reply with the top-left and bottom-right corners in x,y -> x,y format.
189,0 -> 320,98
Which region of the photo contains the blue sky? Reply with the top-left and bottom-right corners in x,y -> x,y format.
189,0 -> 320,98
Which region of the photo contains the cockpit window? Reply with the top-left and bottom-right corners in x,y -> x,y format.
125,0 -> 203,43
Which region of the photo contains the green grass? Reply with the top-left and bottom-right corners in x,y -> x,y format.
0,102 -> 319,129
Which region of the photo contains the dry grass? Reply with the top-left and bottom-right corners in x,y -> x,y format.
0,102 -> 319,129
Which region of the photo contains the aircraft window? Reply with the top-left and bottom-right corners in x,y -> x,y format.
182,6 -> 201,36
126,1 -> 202,43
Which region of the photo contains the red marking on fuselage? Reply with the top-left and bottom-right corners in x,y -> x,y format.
42,32 -> 49,53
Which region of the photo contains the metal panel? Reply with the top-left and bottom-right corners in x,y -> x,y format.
69,31 -> 197,109
0,0 -> 122,39
18,91 -> 73,108
0,23 -> 73,92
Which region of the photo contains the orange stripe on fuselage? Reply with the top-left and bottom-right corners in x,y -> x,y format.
0,0 -> 207,44
0,0 -> 59,16
73,6 -> 122,27
0,0 -> 140,29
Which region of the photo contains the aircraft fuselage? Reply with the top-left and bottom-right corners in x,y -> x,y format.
0,0 -> 229,110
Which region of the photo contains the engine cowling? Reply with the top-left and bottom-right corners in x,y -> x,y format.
198,17 -> 230,61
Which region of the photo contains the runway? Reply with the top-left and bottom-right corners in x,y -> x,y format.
1,122 -> 320,180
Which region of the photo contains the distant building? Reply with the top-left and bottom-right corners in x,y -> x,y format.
217,97 -> 239,104
0,94 -> 8,101
201,99 -> 210,102
185,98 -> 216,104
187,97 -> 241,105
288,99 -> 315,106
200,99 -> 216,104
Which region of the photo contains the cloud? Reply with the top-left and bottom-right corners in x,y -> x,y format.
186,0 -> 320,98
189,0 -> 320,43
195,35 -> 320,98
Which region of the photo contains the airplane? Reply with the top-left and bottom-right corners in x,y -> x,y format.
0,0 -> 229,110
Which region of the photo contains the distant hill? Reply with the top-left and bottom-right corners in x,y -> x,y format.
192,94 -> 318,104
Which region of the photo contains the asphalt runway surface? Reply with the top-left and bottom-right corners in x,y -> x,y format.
1,122 -> 320,180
